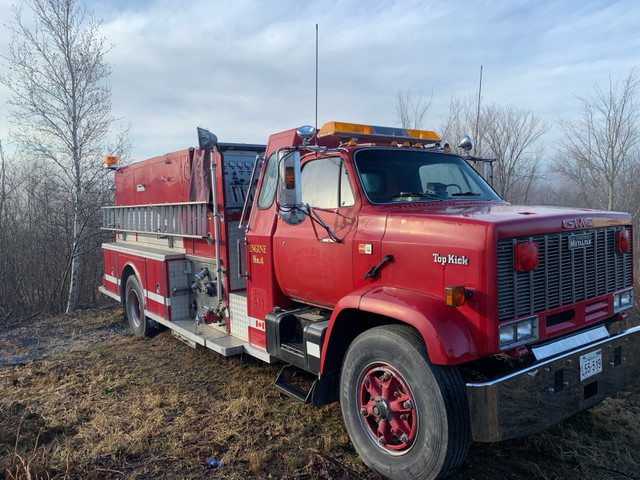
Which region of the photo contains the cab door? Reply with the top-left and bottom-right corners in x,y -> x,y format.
273,155 -> 360,307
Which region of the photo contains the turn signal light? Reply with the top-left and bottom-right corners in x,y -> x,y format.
285,166 -> 296,189
514,241 -> 539,272
445,285 -> 467,307
615,229 -> 630,253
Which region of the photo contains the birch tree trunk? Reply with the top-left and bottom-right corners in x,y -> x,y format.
1,0 -> 129,313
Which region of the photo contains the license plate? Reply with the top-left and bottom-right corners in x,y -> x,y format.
580,349 -> 602,381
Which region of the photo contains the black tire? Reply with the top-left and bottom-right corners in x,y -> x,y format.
339,325 -> 470,480
124,275 -> 150,336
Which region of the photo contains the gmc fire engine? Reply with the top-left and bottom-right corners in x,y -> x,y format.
100,121 -> 639,480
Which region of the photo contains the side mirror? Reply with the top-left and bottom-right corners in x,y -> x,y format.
458,135 -> 473,153
278,150 -> 306,226
197,127 -> 218,150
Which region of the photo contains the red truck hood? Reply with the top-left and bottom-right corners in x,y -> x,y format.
382,201 -> 631,237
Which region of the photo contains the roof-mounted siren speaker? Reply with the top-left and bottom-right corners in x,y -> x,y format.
458,135 -> 473,153
296,125 -> 316,146
197,127 -> 218,150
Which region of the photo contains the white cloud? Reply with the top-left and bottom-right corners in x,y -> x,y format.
1,0 -> 639,159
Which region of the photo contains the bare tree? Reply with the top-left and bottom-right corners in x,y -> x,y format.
439,93 -> 493,157
439,95 -> 548,204
395,89 -> 433,130
553,70 -> 640,213
484,105 -> 548,203
1,0 -> 129,312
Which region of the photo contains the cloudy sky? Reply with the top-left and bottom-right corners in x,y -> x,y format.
0,0 -> 639,160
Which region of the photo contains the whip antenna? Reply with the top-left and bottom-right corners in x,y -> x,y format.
475,65 -> 483,154
315,24 -> 319,145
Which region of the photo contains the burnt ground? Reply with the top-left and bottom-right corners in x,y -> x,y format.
1,305 -> 639,480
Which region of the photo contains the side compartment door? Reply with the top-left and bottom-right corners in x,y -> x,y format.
273,156 -> 360,307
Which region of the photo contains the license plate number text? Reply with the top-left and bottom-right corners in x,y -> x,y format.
580,349 -> 602,381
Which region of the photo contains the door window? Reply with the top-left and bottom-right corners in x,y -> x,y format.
257,152 -> 278,209
301,157 -> 354,208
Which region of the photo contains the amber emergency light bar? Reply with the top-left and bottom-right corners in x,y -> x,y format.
104,156 -> 118,170
318,121 -> 441,145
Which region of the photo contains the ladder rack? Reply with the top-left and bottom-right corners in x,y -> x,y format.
102,202 -> 209,238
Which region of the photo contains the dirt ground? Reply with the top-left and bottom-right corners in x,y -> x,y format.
1,305 -> 639,480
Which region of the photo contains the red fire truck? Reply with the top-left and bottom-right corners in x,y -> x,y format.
100,121 -> 639,480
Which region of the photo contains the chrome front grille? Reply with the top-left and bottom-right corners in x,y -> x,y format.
497,227 -> 633,321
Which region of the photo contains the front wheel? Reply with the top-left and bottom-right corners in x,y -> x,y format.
339,325 -> 470,480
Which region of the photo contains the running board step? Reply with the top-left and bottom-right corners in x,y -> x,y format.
172,330 -> 199,348
273,365 -> 314,404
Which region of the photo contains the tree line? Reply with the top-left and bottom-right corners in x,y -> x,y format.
0,0 -> 129,318
0,0 -> 638,319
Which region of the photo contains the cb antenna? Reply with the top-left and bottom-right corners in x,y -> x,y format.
315,24 -> 319,146
475,65 -> 483,155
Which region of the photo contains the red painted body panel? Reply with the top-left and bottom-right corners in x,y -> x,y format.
265,128 -> 341,159
102,249 -> 118,295
114,149 -> 193,206
245,196 -> 290,322
249,326 -> 267,348
319,285 -> 478,366
360,286 -> 479,364
352,210 -> 387,291
118,252 -> 147,305
146,258 -> 166,318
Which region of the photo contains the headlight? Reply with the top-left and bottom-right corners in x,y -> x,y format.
499,324 -> 516,345
499,316 -> 539,349
613,288 -> 634,313
517,319 -> 534,338
613,295 -> 621,309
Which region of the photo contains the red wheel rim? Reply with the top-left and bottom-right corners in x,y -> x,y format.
357,363 -> 417,454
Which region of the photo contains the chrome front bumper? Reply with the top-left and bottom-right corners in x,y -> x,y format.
466,325 -> 640,442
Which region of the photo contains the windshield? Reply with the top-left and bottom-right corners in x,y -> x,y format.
353,148 -> 501,204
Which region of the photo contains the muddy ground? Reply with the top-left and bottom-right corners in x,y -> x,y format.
1,305 -> 639,479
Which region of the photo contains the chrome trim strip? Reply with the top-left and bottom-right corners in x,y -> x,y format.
531,325 -> 609,360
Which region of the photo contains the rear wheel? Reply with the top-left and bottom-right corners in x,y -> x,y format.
124,275 -> 150,336
339,325 -> 469,480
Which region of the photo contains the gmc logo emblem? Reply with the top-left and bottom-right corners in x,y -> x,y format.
562,217 -> 594,229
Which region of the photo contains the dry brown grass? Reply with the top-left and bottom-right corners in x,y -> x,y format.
1,306 -> 639,479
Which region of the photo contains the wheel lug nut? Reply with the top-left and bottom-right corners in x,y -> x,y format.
400,434 -> 409,443
382,372 -> 391,380
394,391 -> 400,398
401,414 -> 407,420
403,400 -> 412,409
360,408 -> 367,416
378,436 -> 385,445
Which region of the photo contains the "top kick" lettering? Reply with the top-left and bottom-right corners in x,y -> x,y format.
433,253 -> 470,266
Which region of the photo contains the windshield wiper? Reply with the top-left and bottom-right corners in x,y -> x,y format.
451,192 -> 481,197
393,192 -> 439,199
